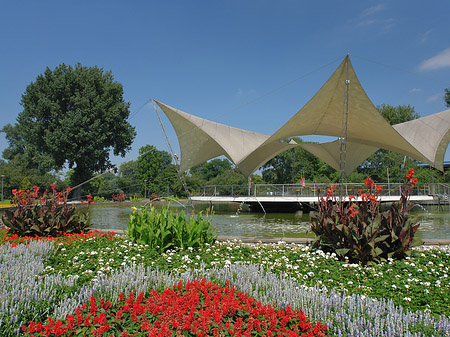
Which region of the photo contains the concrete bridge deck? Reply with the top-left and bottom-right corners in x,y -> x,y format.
192,182 -> 450,212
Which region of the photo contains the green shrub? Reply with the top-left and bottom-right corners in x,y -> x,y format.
311,169 -> 421,265
127,205 -> 217,252
1,185 -> 92,237
92,196 -> 107,203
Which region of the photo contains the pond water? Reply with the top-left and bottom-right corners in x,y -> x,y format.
88,203 -> 450,240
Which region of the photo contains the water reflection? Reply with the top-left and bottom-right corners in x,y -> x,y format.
413,208 -> 450,240
88,203 -> 450,240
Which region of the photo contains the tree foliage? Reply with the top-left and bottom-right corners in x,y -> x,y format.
445,88 -> 450,108
0,159 -> 65,201
190,159 -> 233,182
137,145 -> 178,196
2,63 -> 136,187
117,160 -> 139,195
377,104 -> 419,125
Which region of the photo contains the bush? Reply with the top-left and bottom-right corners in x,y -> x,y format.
92,196 -> 107,203
127,206 -> 217,252
1,185 -> 92,237
112,193 -> 125,202
149,192 -> 160,201
311,169 -> 421,265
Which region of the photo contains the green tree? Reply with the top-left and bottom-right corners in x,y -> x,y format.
190,158 -> 232,183
377,104 -> 419,125
444,88 -> 450,107
90,172 -> 122,198
209,169 -> 247,186
2,63 -> 136,192
137,145 -> 177,196
184,174 -> 204,195
117,160 -> 139,195
0,159 -> 64,201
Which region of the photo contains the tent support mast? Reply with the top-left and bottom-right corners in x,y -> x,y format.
339,56 -> 350,188
152,99 -> 192,203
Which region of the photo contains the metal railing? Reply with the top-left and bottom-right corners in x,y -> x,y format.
197,182 -> 445,198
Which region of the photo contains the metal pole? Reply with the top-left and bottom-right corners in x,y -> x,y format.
339,55 -> 350,187
0,176 -> 3,202
387,167 -> 390,196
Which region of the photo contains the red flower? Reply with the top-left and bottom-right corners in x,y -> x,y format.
21,279 -> 326,337
364,177 -> 374,188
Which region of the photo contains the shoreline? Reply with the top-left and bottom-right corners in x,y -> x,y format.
93,228 -> 450,246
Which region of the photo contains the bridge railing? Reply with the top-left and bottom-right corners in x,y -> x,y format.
430,183 -> 450,198
197,182 -> 438,198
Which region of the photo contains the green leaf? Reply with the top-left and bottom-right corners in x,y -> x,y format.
335,248 -> 350,257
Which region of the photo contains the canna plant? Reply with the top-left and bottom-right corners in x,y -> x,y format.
311,169 -> 421,265
112,193 -> 126,202
1,185 -> 92,237
127,205 -> 217,252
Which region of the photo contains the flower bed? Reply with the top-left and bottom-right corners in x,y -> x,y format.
22,279 -> 326,336
1,229 -> 449,336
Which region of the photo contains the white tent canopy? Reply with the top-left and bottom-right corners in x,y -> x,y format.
394,109 -> 450,171
155,100 -> 296,173
259,56 -> 433,165
155,56 -> 450,177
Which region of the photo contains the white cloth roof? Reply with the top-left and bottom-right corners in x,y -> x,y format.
155,100 -> 296,173
261,56 -> 432,165
236,139 -> 299,177
394,109 -> 450,171
154,56 -> 450,177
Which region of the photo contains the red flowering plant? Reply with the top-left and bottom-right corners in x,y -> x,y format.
0,228 -> 115,247
112,193 -> 126,202
311,169 -> 421,265
1,185 -> 92,237
22,279 -> 327,337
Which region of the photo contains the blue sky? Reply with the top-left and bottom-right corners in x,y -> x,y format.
1,1 -> 450,171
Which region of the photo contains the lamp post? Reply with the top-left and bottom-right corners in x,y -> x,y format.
144,180 -> 148,199
1,175 -> 4,202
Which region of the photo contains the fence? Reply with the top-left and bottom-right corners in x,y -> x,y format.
197,182 -> 449,198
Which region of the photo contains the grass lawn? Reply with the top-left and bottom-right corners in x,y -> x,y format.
1,229 -> 449,336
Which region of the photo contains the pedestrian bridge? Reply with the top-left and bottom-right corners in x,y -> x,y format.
191,182 -> 450,213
